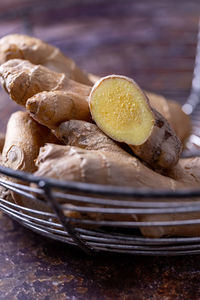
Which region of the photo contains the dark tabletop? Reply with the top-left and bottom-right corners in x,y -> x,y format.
0,1 -> 200,299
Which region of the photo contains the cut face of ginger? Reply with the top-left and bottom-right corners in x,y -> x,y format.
89,75 -> 154,145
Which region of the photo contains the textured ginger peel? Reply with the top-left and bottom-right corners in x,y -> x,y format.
35,144 -> 182,190
0,59 -> 91,129
2,111 -> 58,173
56,120 -> 200,188
0,111 -> 59,204
89,75 -> 182,169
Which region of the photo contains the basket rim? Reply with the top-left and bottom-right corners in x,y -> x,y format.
1,164 -> 200,198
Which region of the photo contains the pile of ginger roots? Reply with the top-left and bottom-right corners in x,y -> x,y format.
0,34 -> 199,238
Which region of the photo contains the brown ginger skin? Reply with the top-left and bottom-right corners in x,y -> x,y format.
167,157 -> 200,186
0,34 -> 92,85
35,143 -> 183,190
55,120 -> 124,154
56,120 -> 199,188
130,108 -> 182,170
54,120 -> 186,190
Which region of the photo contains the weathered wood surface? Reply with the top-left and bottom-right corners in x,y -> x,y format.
0,1 -> 200,299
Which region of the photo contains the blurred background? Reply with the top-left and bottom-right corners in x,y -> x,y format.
0,0 -> 199,130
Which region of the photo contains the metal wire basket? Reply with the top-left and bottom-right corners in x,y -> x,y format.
1,165 -> 200,256
1,5 -> 200,256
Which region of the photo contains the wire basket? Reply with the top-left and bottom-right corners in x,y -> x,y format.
1,2 -> 200,256
1,166 -> 200,256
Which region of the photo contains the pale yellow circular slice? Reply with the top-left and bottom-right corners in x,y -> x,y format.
89,75 -> 154,146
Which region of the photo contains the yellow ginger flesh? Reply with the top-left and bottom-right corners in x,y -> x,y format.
90,76 -> 154,145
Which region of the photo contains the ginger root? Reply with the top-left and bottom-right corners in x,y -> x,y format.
89,75 -> 182,169
2,111 -> 58,173
146,92 -> 191,144
0,34 -> 92,85
35,144 -> 183,190
0,59 -> 91,129
55,120 -> 124,154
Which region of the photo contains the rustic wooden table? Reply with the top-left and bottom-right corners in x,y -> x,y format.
0,1 -> 200,299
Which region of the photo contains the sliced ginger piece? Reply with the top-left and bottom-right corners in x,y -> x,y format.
89,75 -> 182,169
89,75 -> 154,145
